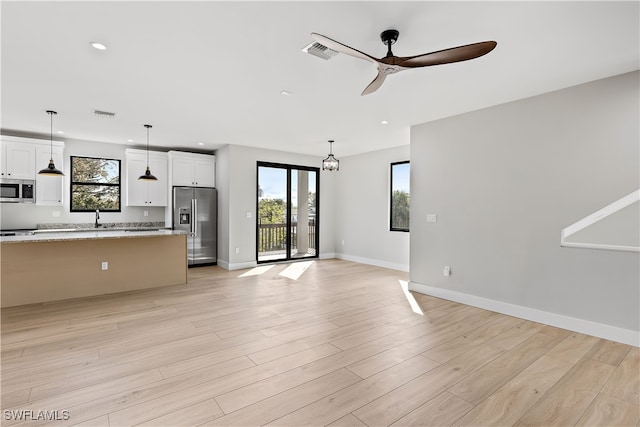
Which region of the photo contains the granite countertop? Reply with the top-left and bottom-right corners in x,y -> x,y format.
1,228 -> 187,243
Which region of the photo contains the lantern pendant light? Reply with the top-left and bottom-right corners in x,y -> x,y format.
138,124 -> 158,181
38,110 -> 65,176
322,140 -> 339,171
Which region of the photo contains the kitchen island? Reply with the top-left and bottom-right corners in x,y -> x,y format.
1,229 -> 188,307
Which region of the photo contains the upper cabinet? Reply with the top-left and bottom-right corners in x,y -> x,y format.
1,140 -> 36,179
125,149 -> 169,206
35,144 -> 64,205
169,151 -> 215,187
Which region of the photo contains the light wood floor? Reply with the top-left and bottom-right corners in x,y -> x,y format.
1,259 -> 638,427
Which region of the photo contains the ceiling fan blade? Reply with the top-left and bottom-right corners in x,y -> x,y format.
398,41 -> 497,68
361,71 -> 387,96
311,33 -> 378,64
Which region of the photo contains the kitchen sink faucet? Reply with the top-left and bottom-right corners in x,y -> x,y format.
95,209 -> 101,228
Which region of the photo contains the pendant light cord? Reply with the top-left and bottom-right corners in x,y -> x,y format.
48,111 -> 55,160
145,124 -> 152,168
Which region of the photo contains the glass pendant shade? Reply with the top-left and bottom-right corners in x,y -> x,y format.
139,124 -> 158,181
38,110 -> 65,176
322,140 -> 339,171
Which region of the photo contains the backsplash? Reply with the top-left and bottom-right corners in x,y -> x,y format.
37,222 -> 167,230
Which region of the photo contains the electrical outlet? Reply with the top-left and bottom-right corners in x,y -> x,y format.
143,210 -> 149,217
235,247 -> 240,254
341,240 -> 345,245
443,266 -> 451,277
246,212 -> 252,219
427,214 -> 438,223
101,261 -> 109,271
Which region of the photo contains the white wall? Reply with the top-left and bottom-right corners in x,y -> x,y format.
334,145 -> 410,271
215,144 -> 231,264
219,144 -> 336,270
409,71 -> 639,345
0,139 -> 166,229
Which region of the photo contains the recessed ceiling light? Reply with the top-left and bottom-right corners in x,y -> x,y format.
280,90 -> 294,96
127,139 -> 134,142
381,120 -> 389,125
198,142 -> 204,146
90,42 -> 107,50
56,130 -> 64,134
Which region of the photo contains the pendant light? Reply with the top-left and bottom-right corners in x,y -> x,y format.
322,140 -> 339,171
38,110 -> 65,176
138,124 -> 158,181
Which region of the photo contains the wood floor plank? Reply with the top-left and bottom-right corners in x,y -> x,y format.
213,335 -> 412,414
447,331 -> 568,405
484,320 -> 545,350
544,332 -> 600,364
390,391 -> 474,427
352,345 -> 505,426
107,344 -> 341,426
421,315 -> 524,364
135,398 -> 224,427
207,368 -> 362,426
601,347 -> 640,406
453,355 -> 573,426
326,414 -> 368,427
346,318 -> 478,379
514,357 -> 616,426
0,388 -> 31,409
575,393 -> 640,427
586,339 -> 633,366
266,355 -> 440,426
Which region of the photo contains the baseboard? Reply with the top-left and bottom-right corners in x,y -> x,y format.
409,281 -> 639,347
319,252 -> 336,260
336,253 -> 409,272
217,259 -> 258,271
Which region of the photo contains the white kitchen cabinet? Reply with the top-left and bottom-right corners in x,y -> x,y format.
0,140 -> 36,179
169,151 -> 215,187
35,145 -> 64,205
126,149 -> 168,206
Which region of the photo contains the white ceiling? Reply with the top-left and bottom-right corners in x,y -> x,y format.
2,1 -> 638,157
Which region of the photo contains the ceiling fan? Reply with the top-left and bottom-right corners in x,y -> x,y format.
311,30 -> 497,95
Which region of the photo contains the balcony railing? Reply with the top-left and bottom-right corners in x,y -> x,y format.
258,221 -> 316,254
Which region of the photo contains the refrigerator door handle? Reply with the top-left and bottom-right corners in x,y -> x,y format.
190,199 -> 195,235
193,198 -> 198,237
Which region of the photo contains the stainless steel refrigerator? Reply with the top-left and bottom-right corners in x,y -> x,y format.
172,187 -> 217,266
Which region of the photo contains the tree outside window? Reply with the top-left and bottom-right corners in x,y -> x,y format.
70,156 -> 121,212
390,161 -> 410,231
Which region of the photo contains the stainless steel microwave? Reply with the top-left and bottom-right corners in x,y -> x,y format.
0,179 -> 35,203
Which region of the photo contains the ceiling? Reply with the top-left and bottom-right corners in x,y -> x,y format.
2,1 -> 638,157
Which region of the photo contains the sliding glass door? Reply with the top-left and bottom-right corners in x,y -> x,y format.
257,162 -> 319,263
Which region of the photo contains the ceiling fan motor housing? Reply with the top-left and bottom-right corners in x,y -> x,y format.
380,29 -> 399,45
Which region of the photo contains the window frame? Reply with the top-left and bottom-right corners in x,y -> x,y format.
390,160 -> 410,232
70,155 -> 122,212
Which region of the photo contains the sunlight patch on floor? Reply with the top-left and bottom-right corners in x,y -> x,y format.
399,280 -> 424,315
238,265 -> 275,277
279,261 -> 314,281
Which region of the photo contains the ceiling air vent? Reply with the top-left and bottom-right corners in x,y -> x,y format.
302,42 -> 338,60
93,109 -> 116,118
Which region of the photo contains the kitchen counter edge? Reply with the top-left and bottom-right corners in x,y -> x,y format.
0,229 -> 188,243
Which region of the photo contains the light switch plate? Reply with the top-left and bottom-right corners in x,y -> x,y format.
426,214 -> 438,223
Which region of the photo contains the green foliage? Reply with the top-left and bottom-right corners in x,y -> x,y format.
258,198 -> 285,224
391,190 -> 410,230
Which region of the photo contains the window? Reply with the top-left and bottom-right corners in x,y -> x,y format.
390,161 -> 410,231
70,156 -> 121,212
